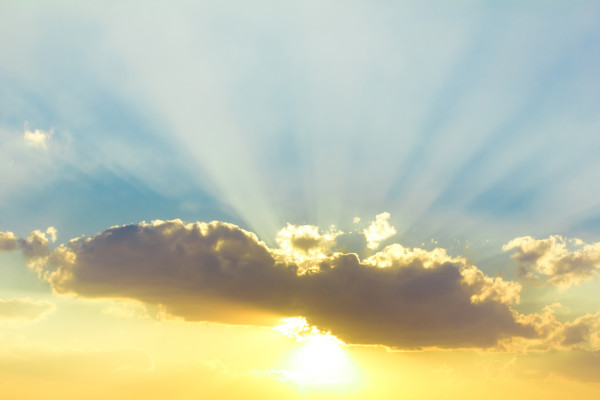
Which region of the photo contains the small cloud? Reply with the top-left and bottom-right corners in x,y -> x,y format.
0,227 -> 57,259
352,217 -> 360,224
0,298 -> 56,321
24,124 -> 53,148
503,235 -> 600,287
0,231 -> 18,251
46,227 -> 58,242
362,212 -> 397,249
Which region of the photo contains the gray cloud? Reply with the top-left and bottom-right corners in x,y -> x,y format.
561,313 -> 600,348
0,231 -> 19,251
33,219 -> 535,349
0,228 -> 56,259
503,235 -> 600,287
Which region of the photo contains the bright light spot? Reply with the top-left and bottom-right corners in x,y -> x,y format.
274,225 -> 342,273
24,126 -> 53,148
363,212 -> 397,249
273,317 -> 315,338
272,317 -> 361,388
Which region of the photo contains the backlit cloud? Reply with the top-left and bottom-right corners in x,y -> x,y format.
275,223 -> 342,271
24,126 -> 53,148
362,212 -> 397,250
503,235 -> 600,287
25,219 -> 538,349
0,231 -> 19,251
499,304 -> 600,354
0,228 -> 56,259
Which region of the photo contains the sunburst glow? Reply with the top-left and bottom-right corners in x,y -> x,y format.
273,318 -> 360,387
1,1 -> 599,399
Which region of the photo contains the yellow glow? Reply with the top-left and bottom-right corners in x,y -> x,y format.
273,317 -> 360,387
273,224 -> 341,273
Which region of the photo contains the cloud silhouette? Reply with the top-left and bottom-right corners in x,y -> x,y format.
25,219 -> 537,349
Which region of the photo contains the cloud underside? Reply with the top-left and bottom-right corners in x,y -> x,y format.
25,219 -> 537,349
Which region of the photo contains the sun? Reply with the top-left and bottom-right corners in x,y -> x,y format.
273,318 -> 361,387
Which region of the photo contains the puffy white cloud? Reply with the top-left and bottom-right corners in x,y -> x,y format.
275,223 -> 339,256
24,126 -> 53,148
364,243 -> 461,269
29,219 -> 537,349
274,223 -> 341,271
45,227 -> 58,242
503,235 -> 600,287
362,212 -> 397,249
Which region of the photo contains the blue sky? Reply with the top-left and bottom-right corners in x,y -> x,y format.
1,0 -> 599,252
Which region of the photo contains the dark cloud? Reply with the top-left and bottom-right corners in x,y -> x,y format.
35,220 -> 535,349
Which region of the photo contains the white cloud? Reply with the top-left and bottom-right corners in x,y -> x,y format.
363,212 -> 397,249
274,223 -> 341,271
24,126 -> 53,148
46,227 -> 57,242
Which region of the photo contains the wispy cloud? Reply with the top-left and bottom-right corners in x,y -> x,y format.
0,298 -> 55,321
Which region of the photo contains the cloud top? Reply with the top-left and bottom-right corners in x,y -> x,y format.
24,127 -> 53,148
362,212 -> 397,249
0,228 -> 57,259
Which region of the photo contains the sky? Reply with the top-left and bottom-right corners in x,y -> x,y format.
1,1 -> 600,398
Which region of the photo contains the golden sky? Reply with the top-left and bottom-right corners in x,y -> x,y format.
2,217 -> 600,399
1,1 -> 600,398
